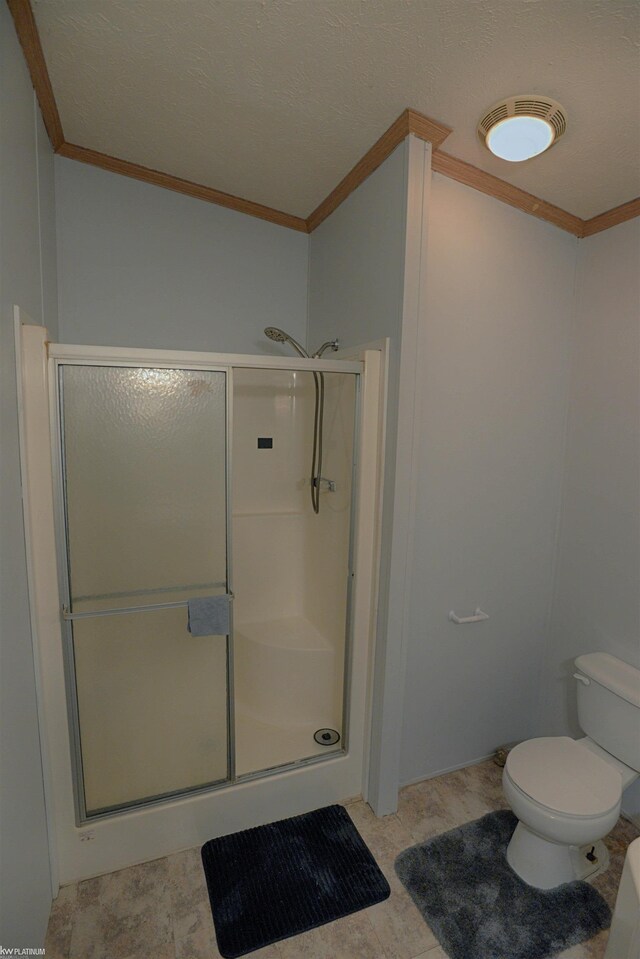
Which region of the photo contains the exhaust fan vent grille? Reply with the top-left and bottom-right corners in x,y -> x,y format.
549,110 -> 567,138
514,98 -> 553,118
479,103 -> 509,135
478,95 -> 567,146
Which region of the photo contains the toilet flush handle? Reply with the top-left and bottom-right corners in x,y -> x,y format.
573,673 -> 590,686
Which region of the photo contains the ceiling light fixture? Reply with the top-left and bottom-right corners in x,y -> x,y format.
478,95 -> 567,162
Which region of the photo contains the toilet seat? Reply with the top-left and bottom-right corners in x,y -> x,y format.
505,736 -> 622,818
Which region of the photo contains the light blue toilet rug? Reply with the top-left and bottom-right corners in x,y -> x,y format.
395,810 -> 611,959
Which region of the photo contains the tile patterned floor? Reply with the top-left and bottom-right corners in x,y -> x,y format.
45,760 -> 639,959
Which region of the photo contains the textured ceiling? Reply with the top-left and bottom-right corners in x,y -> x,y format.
33,0 -> 640,220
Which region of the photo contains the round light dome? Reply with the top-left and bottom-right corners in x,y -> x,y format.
486,116 -> 554,162
478,96 -> 567,162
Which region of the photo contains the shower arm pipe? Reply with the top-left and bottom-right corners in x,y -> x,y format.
313,339 -> 340,358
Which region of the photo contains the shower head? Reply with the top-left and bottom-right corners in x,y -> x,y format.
263,327 -> 309,359
264,326 -> 288,343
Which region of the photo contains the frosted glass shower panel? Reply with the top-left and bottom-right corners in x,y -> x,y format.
73,606 -> 229,814
60,366 -> 227,610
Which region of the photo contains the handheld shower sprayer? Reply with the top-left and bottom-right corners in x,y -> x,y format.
263,327 -> 340,513
264,327 -> 309,359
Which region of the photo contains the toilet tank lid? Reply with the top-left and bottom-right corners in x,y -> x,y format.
575,653 -> 640,708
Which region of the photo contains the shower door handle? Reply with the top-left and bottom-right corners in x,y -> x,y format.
61,584 -> 232,621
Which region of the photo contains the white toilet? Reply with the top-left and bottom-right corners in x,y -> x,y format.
502,652 -> 640,889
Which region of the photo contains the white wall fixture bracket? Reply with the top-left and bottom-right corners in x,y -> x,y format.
449,608 -> 490,624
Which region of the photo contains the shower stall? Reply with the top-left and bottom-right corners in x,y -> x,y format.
17,320 -> 383,883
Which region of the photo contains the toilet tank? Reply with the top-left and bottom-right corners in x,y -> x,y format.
574,653 -> 640,772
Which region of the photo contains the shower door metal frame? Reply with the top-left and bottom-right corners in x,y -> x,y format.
48,345 -> 363,824
51,358 -> 235,822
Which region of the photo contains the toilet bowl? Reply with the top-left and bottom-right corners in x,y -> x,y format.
502,652 -> 640,889
503,737 -> 622,888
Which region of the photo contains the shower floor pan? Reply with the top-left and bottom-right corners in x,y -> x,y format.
235,709 -> 340,777
234,616 -> 342,776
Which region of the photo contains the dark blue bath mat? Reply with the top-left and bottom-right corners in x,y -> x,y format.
395,809 -> 611,959
201,803 -> 390,958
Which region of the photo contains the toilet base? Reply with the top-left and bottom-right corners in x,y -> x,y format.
506,821 -> 577,889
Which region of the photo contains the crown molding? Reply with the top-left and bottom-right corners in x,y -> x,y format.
7,0 -> 63,149
431,150 -> 585,236
306,109 -> 452,232
580,197 -> 640,238
8,0 -> 640,239
57,143 -> 309,233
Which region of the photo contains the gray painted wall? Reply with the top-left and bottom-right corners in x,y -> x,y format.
0,1 -> 58,943
308,142 -> 408,356
400,174 -> 577,785
55,157 -> 309,354
542,217 -> 640,817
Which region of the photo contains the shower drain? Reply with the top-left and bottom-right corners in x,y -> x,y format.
314,728 -> 341,746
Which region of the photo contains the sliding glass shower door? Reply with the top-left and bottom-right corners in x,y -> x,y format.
58,365 -> 229,817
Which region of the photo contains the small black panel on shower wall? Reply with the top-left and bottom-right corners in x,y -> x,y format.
257,437 -> 273,449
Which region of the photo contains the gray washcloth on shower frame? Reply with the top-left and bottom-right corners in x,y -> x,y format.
187,595 -> 230,636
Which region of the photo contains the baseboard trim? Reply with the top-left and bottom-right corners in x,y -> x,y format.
400,753 -> 496,788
